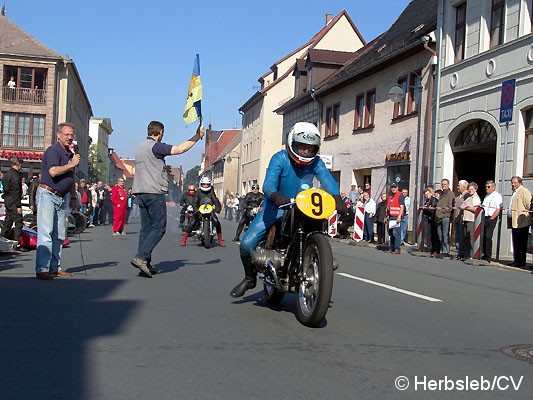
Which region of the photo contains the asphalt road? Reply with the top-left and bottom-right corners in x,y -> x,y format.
1,207 -> 532,400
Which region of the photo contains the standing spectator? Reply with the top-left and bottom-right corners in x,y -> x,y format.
7,75 -> 16,100
78,179 -> 91,216
223,193 -> 229,219
97,181 -> 106,225
236,193 -> 245,224
435,178 -> 454,258
507,176 -> 531,268
35,123 -> 79,279
233,194 -> 240,222
226,194 -> 234,221
375,193 -> 388,244
481,180 -> 503,262
461,182 -> 481,261
131,120 -> 204,278
0,171 -> 4,193
126,188 -> 134,224
0,157 -> 26,251
111,178 -> 128,235
422,188 -> 440,257
362,191 -> 376,243
400,188 -> 411,245
101,184 -> 114,225
89,183 -> 98,227
453,180 -> 469,260
385,183 -> 404,254
364,182 -> 371,194
21,177 -> 28,199
28,174 -> 40,215
348,184 -> 358,205
340,191 -> 351,207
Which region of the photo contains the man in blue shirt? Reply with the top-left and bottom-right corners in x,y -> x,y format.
35,123 -> 80,280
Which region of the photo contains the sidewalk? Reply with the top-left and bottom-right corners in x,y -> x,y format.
329,236 -> 533,274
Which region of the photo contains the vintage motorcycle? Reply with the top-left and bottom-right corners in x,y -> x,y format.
181,205 -> 195,232
251,187 -> 336,327
192,197 -> 216,249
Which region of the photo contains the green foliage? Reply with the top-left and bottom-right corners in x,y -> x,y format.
87,143 -> 106,183
183,165 -> 201,187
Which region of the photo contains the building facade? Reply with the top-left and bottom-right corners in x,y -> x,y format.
436,0 -> 533,257
0,15 -> 92,179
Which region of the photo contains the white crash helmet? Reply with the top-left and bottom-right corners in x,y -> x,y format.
287,122 -> 321,166
199,176 -> 212,192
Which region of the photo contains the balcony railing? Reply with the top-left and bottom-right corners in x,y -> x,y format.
2,86 -> 47,104
0,132 -> 45,150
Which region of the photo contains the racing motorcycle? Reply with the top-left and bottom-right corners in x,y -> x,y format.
181,205 -> 195,232
192,197 -> 216,249
242,206 -> 260,234
251,187 -> 336,327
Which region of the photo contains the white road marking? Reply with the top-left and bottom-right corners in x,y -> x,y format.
337,272 -> 443,302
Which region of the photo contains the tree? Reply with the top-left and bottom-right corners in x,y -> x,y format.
183,166 -> 201,187
87,143 -> 106,183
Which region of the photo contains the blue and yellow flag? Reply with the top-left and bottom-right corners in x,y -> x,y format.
183,54 -> 202,125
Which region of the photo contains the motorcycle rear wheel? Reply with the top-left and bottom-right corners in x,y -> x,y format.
203,219 -> 211,249
296,233 -> 333,327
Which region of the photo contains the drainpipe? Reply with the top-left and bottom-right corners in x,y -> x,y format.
238,110 -> 244,193
430,0 -> 445,185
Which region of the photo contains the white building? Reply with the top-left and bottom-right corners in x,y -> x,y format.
88,117 -> 113,182
436,0 -> 533,257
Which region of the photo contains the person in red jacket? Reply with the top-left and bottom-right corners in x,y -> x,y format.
111,178 -> 128,235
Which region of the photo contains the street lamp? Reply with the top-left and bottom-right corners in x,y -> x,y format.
389,72 -> 424,246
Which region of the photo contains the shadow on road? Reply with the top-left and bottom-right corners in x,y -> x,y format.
65,261 -> 119,274
155,258 -> 221,274
0,250 -> 29,272
0,276 -> 138,400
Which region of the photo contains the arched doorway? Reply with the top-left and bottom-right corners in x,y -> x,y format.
452,120 -> 497,194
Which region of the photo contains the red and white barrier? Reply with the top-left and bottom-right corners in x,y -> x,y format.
352,206 -> 364,242
473,207 -> 484,259
327,211 -> 338,238
417,208 -> 424,251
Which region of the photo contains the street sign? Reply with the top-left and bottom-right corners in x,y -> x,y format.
499,79 -> 516,123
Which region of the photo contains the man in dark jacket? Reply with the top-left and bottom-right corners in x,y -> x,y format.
435,178 -> 454,258
233,184 -> 263,241
1,157 -> 27,251
28,174 -> 40,214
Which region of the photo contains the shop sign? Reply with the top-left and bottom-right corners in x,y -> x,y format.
0,150 -> 43,161
319,155 -> 333,170
386,151 -> 410,162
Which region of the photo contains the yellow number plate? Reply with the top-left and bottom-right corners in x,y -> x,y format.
295,188 -> 336,220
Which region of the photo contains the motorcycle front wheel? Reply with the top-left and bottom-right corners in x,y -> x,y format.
296,233 -> 333,327
203,219 -> 211,249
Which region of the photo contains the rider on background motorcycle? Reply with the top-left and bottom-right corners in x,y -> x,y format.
179,184 -> 197,228
232,183 -> 263,242
180,176 -> 226,247
230,122 -> 347,298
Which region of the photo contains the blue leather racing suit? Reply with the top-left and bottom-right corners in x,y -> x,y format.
239,149 -> 339,263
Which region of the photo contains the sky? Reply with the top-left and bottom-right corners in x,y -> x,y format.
5,0 -> 411,172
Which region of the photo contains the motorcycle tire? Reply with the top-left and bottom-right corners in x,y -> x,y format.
203,219 -> 211,249
263,282 -> 284,305
296,233 -> 334,327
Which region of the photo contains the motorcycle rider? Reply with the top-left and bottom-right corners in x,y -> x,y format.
230,122 -> 347,298
179,184 -> 196,228
232,184 -> 263,242
180,176 -> 226,247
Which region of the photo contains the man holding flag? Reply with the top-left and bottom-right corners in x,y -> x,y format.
130,54 -> 205,278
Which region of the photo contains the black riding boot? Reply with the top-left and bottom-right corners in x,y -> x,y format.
233,221 -> 245,241
230,257 -> 256,298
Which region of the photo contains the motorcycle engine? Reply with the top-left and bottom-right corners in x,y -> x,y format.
251,247 -> 284,273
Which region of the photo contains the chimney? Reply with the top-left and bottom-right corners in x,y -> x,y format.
325,14 -> 332,25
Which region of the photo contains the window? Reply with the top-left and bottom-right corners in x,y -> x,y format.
393,72 -> 422,119
1,113 -> 46,149
454,2 -> 466,61
524,110 -> 533,176
354,90 -> 376,130
490,0 -> 505,48
325,104 -> 340,138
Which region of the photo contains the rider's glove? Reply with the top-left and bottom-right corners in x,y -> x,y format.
270,192 -> 291,207
333,194 -> 348,215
